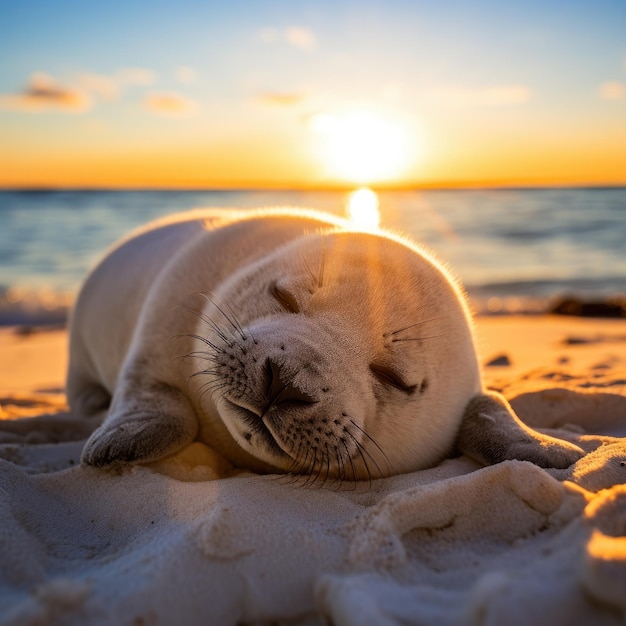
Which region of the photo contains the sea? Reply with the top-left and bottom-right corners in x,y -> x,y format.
0,187 -> 624,326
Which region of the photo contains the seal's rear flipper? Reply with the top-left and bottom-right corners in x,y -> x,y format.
456,391 -> 584,469
81,383 -> 199,467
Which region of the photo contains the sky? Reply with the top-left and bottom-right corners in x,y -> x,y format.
1,0 -> 625,189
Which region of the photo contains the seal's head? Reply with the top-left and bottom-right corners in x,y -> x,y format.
193,229 -> 481,480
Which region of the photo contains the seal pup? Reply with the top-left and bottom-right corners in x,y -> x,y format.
68,208 -> 583,480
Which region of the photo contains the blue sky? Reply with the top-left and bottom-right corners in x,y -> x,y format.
1,0 -> 625,187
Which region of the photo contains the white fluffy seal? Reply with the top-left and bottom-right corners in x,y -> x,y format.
68,208 -> 583,480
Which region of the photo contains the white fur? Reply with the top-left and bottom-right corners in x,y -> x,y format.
72,208 -> 484,478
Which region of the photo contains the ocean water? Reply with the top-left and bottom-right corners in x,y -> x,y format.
0,188 -> 624,325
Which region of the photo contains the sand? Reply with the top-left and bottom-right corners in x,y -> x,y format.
0,315 -> 625,625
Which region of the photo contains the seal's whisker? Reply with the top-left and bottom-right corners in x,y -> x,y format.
180,351 -> 221,362
273,464 -> 290,484
284,466 -> 304,486
183,333 -> 225,353
299,252 -> 318,291
345,428 -> 381,484
310,448 -> 324,487
387,317 -> 442,336
200,316 -> 233,345
332,448 -> 346,488
190,372 -> 215,385
186,361 -> 223,393
309,457 -> 323,488
338,438 -> 358,490
197,379 -> 228,403
286,440 -> 306,481
197,378 -> 226,395
391,333 -> 445,342
322,443 -> 332,486
295,464 -> 312,488
303,447 -> 319,488
199,293 -> 247,341
214,293 -> 253,344
315,448 -> 330,488
179,305 -> 233,346
180,305 -> 219,330
217,295 -> 246,334
346,433 -> 372,488
333,445 -> 346,486
195,356 -> 223,367
196,370 -> 223,383
348,418 -> 391,473
326,444 -> 346,490
176,353 -> 219,368
318,235 -> 327,289
302,443 -> 315,479
293,440 -> 312,480
225,337 -> 248,357
295,449 -> 311,475
342,444 -> 355,485
172,332 -> 226,353
203,321 -> 232,346
190,367 -> 222,379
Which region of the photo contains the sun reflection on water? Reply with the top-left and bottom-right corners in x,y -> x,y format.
345,188 -> 381,231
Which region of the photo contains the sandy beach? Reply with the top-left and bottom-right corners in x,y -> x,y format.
0,314 -> 625,625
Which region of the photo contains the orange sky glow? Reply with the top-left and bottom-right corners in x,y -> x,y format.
1,1 -> 625,189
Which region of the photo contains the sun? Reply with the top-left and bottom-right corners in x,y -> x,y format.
309,109 -> 412,184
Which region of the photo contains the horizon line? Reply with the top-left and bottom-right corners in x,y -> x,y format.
2,180 -> 626,193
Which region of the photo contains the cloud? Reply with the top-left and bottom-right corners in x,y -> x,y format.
144,92 -> 198,116
77,68 -> 159,100
0,72 -> 91,113
117,68 -> 158,86
427,85 -> 532,107
0,67 -> 162,114
599,81 -> 626,100
259,26 -> 317,51
77,73 -> 119,100
257,91 -> 306,107
176,66 -> 197,84
285,27 -> 316,51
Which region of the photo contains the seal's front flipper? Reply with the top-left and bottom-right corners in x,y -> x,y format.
81,384 -> 199,467
456,391 -> 584,469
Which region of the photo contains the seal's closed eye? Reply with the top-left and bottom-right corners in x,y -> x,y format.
369,363 -> 417,394
269,281 -> 300,313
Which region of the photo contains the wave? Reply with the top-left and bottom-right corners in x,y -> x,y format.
0,286 -> 72,326
2,278 -> 624,328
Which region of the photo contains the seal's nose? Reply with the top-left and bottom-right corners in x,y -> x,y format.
264,357 -> 317,413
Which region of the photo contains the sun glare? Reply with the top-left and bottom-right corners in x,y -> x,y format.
310,110 -> 411,184
345,188 -> 381,230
